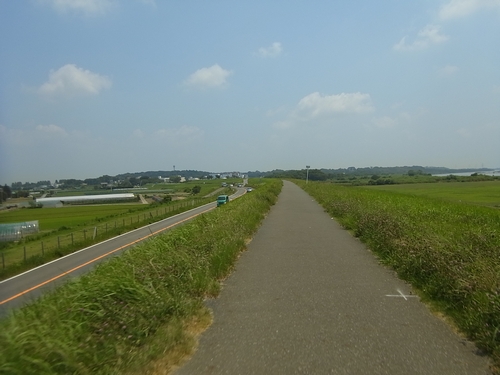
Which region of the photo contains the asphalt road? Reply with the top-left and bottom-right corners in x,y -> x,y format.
174,181 -> 492,375
0,188 -> 246,317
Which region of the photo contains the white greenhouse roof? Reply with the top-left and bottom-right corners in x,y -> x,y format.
36,193 -> 136,204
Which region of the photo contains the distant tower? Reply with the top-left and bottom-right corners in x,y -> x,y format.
173,165 -> 175,171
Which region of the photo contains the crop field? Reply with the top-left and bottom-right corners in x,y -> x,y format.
365,180 -> 500,208
0,204 -> 145,232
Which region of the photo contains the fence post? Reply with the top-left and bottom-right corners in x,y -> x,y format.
93,227 -> 97,240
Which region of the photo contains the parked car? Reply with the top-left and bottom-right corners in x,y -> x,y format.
216,195 -> 230,207
246,187 -> 253,192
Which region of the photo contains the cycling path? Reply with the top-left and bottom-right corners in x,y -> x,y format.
174,181 -> 492,375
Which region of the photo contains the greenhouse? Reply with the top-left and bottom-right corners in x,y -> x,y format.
0,221 -> 39,242
36,193 -> 137,206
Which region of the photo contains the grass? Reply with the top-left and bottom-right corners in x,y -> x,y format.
366,180 -> 500,208
0,178 -> 282,375
0,204 -> 146,231
296,179 -> 500,372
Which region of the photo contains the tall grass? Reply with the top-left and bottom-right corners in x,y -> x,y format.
297,180 -> 500,370
0,179 -> 282,375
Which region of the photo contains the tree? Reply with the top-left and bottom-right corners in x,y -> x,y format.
169,176 -> 181,183
192,185 -> 201,195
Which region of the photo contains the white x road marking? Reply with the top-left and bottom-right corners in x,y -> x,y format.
385,289 -> 418,300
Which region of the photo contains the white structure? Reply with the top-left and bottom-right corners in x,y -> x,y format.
36,193 -> 136,206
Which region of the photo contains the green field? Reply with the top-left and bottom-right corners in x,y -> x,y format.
0,179 -> 239,232
365,180 -> 500,208
0,204 -> 145,232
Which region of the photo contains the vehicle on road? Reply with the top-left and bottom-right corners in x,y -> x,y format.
216,195 -> 230,207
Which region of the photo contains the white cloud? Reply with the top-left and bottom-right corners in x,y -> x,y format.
272,92 -> 374,129
439,0 -> 500,20
439,64 -> 460,76
38,64 -> 112,97
297,92 -> 374,117
394,24 -> 449,51
373,116 -> 397,129
258,42 -> 283,58
36,124 -> 69,137
184,64 -> 232,88
42,0 -> 116,16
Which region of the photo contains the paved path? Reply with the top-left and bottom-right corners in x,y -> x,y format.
174,181 -> 492,375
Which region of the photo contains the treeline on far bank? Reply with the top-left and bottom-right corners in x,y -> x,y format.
264,167 -> 499,185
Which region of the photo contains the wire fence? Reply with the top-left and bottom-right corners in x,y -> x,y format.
0,198 -> 209,272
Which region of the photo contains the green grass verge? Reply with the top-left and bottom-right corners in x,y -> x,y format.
296,180 -> 500,372
0,178 -> 282,375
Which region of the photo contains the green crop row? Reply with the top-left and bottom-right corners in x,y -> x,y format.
0,179 -> 282,375
296,180 -> 500,371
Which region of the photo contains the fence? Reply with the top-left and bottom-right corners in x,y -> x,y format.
0,198 -> 209,271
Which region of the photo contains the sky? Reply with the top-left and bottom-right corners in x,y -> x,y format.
1,0 -> 499,184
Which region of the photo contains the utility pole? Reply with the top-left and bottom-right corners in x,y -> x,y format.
306,166 -> 310,184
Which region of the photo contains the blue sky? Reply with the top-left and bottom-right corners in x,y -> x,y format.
1,0 -> 499,183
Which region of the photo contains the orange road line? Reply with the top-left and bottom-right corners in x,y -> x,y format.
0,206 -> 214,306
